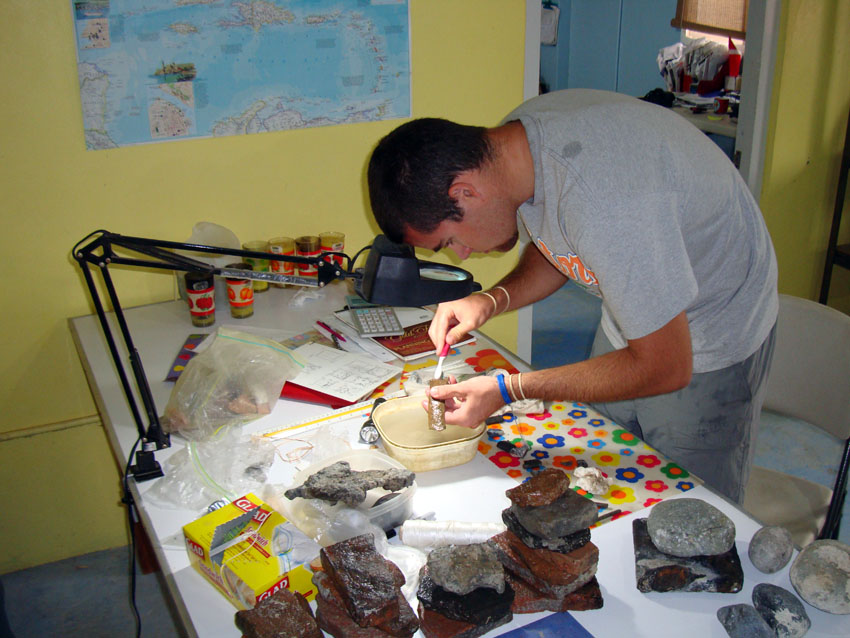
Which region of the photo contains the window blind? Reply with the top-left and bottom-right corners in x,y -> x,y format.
671,0 -> 749,39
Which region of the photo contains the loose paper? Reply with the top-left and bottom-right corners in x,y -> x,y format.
288,343 -> 400,403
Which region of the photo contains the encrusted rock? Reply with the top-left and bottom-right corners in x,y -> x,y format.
427,544 -> 504,595
749,526 -> 794,574
752,583 -> 811,638
789,539 -> 850,614
505,468 -> 570,507
633,519 -> 743,593
717,604 -> 774,638
235,587 -> 323,638
646,498 -> 736,558
487,531 -> 598,594
506,572 -> 604,613
417,602 -> 512,638
509,490 -> 598,540
313,570 -> 418,638
417,566 -> 514,626
320,534 -> 404,627
501,508 -> 591,553
285,461 -> 414,507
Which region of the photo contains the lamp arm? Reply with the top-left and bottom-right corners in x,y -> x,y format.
72,230 -> 361,481
77,231 -> 361,288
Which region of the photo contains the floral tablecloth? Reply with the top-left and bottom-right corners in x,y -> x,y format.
373,343 -> 701,527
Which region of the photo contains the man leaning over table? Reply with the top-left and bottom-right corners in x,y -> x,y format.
366,89 -> 778,504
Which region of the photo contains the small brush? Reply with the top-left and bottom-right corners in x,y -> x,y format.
433,343 -> 451,380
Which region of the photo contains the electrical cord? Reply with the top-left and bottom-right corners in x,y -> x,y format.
122,436 -> 143,638
349,244 -> 372,268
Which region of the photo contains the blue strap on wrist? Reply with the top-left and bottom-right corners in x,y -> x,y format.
496,374 -> 512,404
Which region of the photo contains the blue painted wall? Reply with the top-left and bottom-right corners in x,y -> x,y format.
540,0 -> 681,97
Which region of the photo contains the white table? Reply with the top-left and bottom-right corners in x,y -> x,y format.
70,284 -> 847,637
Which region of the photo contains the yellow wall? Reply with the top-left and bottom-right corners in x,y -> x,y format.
760,0 -> 850,313
0,0 -> 526,573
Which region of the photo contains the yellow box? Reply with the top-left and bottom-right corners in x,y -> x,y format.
182,493 -> 316,610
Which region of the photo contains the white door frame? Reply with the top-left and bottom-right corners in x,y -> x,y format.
736,0 -> 781,200
516,0 -> 542,363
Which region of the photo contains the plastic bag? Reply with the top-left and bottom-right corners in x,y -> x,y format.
161,327 -> 301,441
145,428 -> 278,513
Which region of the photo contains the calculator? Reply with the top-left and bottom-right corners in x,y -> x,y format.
345,296 -> 404,337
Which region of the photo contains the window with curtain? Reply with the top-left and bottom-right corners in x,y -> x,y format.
671,0 -> 749,39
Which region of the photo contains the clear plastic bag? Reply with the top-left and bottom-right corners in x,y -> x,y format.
161,327 -> 301,441
145,429 -> 278,513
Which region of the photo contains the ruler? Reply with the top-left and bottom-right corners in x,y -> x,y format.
256,391 -> 405,439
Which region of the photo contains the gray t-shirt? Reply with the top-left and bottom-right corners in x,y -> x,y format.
504,89 -> 777,373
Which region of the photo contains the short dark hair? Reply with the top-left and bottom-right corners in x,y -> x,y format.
367,118 -> 493,243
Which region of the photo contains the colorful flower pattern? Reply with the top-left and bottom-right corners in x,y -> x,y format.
615,467 -> 644,483
612,429 -> 639,446
537,434 -> 565,449
592,452 -> 620,467
395,345 -> 708,526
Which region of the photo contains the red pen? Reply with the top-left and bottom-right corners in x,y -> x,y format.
316,320 -> 346,342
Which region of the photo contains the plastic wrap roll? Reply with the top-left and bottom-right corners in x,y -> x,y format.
399,520 -> 506,549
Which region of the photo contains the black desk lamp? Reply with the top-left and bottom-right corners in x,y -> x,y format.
73,230 -> 480,480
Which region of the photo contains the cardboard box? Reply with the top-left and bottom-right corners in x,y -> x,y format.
183,493 -> 316,610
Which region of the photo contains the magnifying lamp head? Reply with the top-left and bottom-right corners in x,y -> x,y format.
356,235 -> 481,306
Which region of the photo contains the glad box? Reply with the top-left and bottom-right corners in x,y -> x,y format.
182,493 -> 316,610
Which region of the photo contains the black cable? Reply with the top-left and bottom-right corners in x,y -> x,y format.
122,437 -> 143,638
349,244 -> 372,267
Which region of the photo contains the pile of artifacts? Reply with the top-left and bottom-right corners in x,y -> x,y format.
633,498 -> 850,636
313,533 -> 420,638
236,463 -> 604,637
633,497 -> 743,594
486,467 -> 604,614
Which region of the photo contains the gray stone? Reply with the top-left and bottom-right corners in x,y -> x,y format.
427,543 -> 505,595
501,508 -> 591,553
717,604 -> 774,638
646,498 -> 736,558
749,526 -> 794,574
509,489 -> 598,540
790,539 -> 850,614
284,461 -> 415,507
633,519 -> 743,594
752,583 -> 811,638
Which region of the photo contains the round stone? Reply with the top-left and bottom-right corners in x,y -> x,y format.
752,583 -> 811,637
749,526 -> 794,574
646,498 -> 736,558
716,603 -> 773,637
789,539 -> 850,614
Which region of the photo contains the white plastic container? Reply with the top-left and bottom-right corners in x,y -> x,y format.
278,449 -> 416,539
372,395 -> 486,472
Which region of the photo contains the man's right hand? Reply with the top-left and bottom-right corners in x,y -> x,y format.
428,293 -> 495,353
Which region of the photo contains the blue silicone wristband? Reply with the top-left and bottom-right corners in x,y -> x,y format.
496,374 -> 512,404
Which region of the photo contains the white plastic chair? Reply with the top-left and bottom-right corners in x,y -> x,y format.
743,294 -> 850,547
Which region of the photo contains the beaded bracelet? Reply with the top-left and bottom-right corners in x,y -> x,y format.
496,374 -> 512,404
